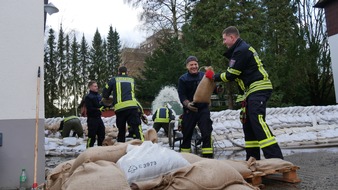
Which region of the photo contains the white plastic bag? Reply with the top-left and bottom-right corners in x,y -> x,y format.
117,141 -> 190,184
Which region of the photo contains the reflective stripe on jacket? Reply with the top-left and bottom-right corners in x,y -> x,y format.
154,108 -> 170,123
102,74 -> 138,112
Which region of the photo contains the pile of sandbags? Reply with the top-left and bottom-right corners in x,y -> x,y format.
47,143 -> 129,190
131,159 -> 258,190
47,134 -> 296,190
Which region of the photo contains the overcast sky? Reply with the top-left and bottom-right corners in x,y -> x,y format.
45,0 -> 147,47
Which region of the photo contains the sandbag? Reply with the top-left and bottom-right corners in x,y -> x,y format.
193,66 -> 216,103
220,159 -> 254,178
132,159 -> 258,190
117,141 -> 190,184
144,128 -> 158,143
255,158 -> 295,174
102,136 -> 115,146
69,143 -> 128,174
225,184 -> 258,190
47,159 -> 75,190
63,160 -> 130,190
180,152 -> 205,164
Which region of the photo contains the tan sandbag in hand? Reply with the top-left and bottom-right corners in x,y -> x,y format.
193,66 -> 216,103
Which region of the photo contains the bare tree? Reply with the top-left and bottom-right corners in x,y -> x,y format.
124,0 -> 196,36
295,0 -> 334,105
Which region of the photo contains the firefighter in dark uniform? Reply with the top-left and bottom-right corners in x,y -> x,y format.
102,66 -> 144,142
205,26 -> 284,160
178,56 -> 214,158
127,100 -> 148,139
59,116 -> 83,138
85,81 -> 106,148
152,105 -> 175,136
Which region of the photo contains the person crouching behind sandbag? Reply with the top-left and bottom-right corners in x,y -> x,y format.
178,55 -> 214,158
59,116 -> 84,138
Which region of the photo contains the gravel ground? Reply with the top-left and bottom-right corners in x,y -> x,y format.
263,147 -> 338,190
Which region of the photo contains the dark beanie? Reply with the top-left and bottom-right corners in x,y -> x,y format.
185,56 -> 198,64
118,66 -> 127,73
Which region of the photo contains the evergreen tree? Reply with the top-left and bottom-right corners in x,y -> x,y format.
69,35 -> 81,115
44,28 -> 59,117
79,34 -> 90,96
260,0 -> 301,107
135,37 -> 186,103
107,26 -> 121,77
56,25 -> 66,115
64,34 -> 72,112
89,29 -> 105,88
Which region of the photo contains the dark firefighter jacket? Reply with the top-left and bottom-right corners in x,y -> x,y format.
178,71 -> 209,110
85,90 -> 102,118
102,73 -> 138,112
214,38 -> 272,101
152,107 -> 175,123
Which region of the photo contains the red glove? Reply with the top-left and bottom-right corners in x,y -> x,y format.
205,70 -> 214,79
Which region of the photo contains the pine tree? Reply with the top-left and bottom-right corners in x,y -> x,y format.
79,34 -> 90,96
56,25 -> 66,115
260,0 -> 301,106
89,29 -> 105,89
44,28 -> 59,117
107,26 -> 122,77
69,35 -> 81,115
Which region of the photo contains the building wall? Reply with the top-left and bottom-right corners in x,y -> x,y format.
0,0 -> 45,188
325,0 -> 338,36
328,34 -> 338,103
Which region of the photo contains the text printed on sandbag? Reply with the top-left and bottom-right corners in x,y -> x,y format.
127,161 -> 157,173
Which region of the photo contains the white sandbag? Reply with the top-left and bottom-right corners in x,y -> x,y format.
117,141 -> 190,184
63,137 -> 77,146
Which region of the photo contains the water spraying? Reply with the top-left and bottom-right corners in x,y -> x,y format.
151,86 -> 183,116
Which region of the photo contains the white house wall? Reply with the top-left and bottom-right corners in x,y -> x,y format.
0,0 -> 45,188
328,34 -> 338,103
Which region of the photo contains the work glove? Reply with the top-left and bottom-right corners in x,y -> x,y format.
183,100 -> 198,112
205,70 -> 214,80
141,115 -> 148,124
99,106 -> 109,112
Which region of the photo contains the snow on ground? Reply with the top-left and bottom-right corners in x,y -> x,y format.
44,105 -> 338,157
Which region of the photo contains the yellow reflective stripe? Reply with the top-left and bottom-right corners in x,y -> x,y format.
239,79 -> 273,101
249,46 -> 269,80
137,101 -> 144,114
259,114 -> 272,138
227,67 -> 241,75
220,73 -> 229,82
86,138 -> 92,149
245,141 -> 260,148
181,148 -> 191,153
138,125 -> 144,141
259,136 -> 277,148
131,82 -> 135,100
114,100 -> 138,111
235,78 -> 245,91
202,148 -> 213,154
155,118 -> 169,122
236,95 -> 245,102
154,108 -> 170,123
64,116 -> 77,122
116,81 -> 121,103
